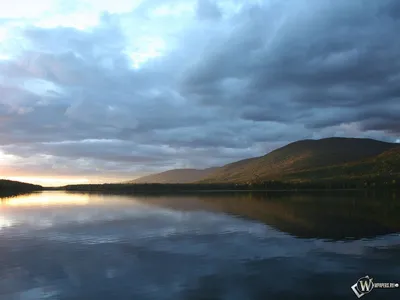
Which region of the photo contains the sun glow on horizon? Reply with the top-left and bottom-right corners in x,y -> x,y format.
4,177 -> 90,187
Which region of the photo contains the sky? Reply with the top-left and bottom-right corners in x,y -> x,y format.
0,0 -> 399,186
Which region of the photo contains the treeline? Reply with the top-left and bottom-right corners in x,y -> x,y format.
245,177 -> 400,190
60,178 -> 400,194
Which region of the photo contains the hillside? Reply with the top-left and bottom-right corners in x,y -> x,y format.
200,138 -> 398,183
284,146 -> 400,182
128,167 -> 219,184
0,179 -> 43,196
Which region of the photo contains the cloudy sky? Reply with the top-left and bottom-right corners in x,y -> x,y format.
0,0 -> 399,185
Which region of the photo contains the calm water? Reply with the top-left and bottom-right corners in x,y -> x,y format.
0,191 -> 399,300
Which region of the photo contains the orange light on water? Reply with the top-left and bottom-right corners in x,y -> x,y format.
1,193 -> 89,207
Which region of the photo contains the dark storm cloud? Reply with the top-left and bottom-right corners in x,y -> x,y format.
181,0 -> 400,132
0,0 -> 399,178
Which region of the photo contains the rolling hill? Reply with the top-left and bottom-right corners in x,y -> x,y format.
199,137 -> 399,183
282,146 -> 400,182
0,179 -> 43,196
128,167 -> 220,184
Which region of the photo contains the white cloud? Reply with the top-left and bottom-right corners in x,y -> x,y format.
35,13 -> 100,30
150,2 -> 196,17
0,27 -> 8,43
0,149 -> 19,163
0,0 -> 56,19
78,0 -> 144,14
22,78 -> 64,96
125,36 -> 167,69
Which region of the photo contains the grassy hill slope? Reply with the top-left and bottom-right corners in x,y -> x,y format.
200,138 -> 398,183
284,146 -> 400,182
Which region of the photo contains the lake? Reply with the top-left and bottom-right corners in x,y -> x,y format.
0,191 -> 399,299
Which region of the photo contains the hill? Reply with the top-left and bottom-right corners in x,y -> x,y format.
0,179 -> 43,197
200,138 -> 398,183
128,167 -> 219,184
63,145 -> 399,192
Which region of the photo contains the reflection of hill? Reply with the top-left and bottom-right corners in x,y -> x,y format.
136,192 -> 400,240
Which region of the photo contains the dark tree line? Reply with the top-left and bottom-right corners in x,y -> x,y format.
60,177 -> 400,194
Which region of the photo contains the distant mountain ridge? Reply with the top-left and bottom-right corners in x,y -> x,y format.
128,167 -> 219,184
127,137 -> 398,184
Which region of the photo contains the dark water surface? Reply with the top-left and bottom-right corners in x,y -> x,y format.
0,191 -> 399,300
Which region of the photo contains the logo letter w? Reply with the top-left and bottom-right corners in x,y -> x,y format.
359,279 -> 373,292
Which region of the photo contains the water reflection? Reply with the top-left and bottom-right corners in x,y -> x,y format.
1,192 -> 89,207
127,191 -> 400,240
0,191 -> 399,300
